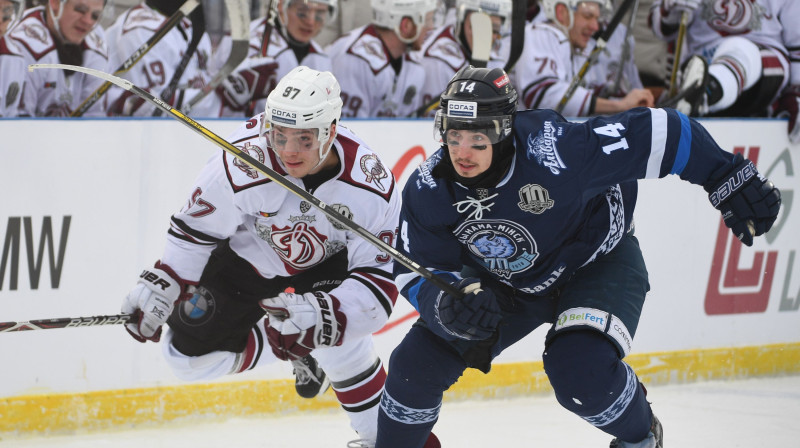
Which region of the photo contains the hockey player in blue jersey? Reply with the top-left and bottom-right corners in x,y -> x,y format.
375,66 -> 781,448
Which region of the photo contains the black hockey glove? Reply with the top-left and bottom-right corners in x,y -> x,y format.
435,278 -> 502,341
703,153 -> 781,246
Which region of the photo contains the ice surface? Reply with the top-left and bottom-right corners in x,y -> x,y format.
3,375 -> 799,447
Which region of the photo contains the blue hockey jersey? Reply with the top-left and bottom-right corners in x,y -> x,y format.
395,107 -> 736,309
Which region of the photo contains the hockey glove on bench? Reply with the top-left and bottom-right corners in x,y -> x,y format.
704,153 -> 781,246
261,291 -> 347,360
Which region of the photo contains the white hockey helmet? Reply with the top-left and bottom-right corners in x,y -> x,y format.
264,66 -> 343,167
541,0 -> 610,29
455,0 -> 513,37
1,0 -> 25,36
278,0 -> 339,27
371,0 -> 438,43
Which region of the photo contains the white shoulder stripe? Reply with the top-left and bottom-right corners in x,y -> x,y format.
646,108 -> 668,179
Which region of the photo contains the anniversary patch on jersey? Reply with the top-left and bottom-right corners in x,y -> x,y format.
454,219 -> 538,279
327,203 -> 352,230
416,152 -> 442,190
526,120 -> 567,175
403,85 -> 417,105
517,184 -> 554,214
232,142 -> 265,179
360,153 -> 389,191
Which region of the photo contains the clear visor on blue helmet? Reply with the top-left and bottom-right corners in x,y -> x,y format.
434,100 -> 513,146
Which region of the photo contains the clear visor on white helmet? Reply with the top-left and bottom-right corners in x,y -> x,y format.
456,0 -> 513,37
267,125 -> 323,153
281,0 -> 338,26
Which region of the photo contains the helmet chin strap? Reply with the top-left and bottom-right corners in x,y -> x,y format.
47,0 -> 67,42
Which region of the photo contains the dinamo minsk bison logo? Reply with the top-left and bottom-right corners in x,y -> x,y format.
454,219 -> 539,279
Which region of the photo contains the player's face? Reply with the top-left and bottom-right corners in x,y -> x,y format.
282,0 -> 330,43
270,125 -> 331,177
0,0 -> 20,36
463,11 -> 505,52
569,2 -> 601,50
445,129 -> 494,178
52,0 -> 104,44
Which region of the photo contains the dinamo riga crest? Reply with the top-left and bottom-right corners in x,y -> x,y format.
454,219 -> 539,279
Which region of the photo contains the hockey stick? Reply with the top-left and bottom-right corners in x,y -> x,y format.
0,314 -> 136,332
605,0 -> 638,97
667,10 -> 689,98
153,4 -> 206,116
502,0 -> 525,73
260,0 -> 277,57
470,11 -> 493,69
29,63 -> 463,299
70,0 -> 200,117
409,11 -> 495,117
555,0 -> 636,114
182,0 -> 250,115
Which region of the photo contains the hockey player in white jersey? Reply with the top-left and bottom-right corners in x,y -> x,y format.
651,0 -> 800,143
0,0 -> 25,116
5,0 -> 108,116
214,0 -> 336,117
416,0 -> 512,116
325,0 -> 438,117
512,0 -> 654,116
104,0 -> 217,116
121,66 -> 416,447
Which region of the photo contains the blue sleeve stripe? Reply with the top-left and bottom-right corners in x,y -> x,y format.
645,108 -> 668,178
671,111 -> 692,175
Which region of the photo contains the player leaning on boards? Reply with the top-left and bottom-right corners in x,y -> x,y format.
121,66 -> 406,447
375,66 -> 781,448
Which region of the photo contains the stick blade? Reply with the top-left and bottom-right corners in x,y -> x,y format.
29,63 -> 134,91
470,12 -> 493,68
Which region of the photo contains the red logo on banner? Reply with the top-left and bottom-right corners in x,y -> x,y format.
705,146 -> 778,315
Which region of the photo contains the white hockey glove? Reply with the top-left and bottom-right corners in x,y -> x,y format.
660,0 -> 701,25
217,57 -> 279,111
260,291 -> 347,360
122,262 -> 187,343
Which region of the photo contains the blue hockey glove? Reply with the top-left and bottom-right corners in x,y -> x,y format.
435,278 -> 502,341
704,154 -> 781,246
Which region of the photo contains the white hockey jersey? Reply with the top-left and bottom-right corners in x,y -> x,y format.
104,3 -> 217,116
0,35 -> 25,117
511,21 -> 642,116
212,18 -> 332,118
161,117 -> 401,340
415,24 -> 505,117
7,7 -> 108,117
650,0 -> 800,84
325,25 -> 427,118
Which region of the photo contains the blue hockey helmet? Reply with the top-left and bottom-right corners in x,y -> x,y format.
434,65 -> 517,145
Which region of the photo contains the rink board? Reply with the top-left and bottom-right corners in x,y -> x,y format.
0,117 -> 798,436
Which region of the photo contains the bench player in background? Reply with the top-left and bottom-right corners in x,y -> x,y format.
416,0 -> 513,117
104,0 -> 216,116
375,66 -> 780,447
650,0 -> 800,143
0,0 -> 25,116
325,0 -> 438,117
512,0 -> 654,116
120,67 -> 423,447
213,0 -> 336,117
5,0 -> 109,116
